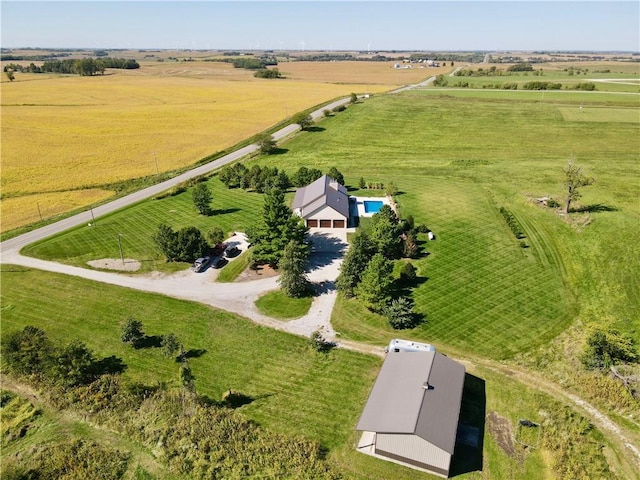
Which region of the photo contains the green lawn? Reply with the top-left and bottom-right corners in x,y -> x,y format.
22,177 -> 266,273
0,266 -> 379,453
3,267 -> 626,479
24,90 -> 640,359
255,289 -> 313,319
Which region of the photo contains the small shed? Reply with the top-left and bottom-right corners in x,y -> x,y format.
356,351 -> 465,477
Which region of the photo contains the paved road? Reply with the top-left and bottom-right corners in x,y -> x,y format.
0,97 -> 352,256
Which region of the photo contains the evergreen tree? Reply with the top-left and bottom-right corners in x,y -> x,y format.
385,296 -> 418,329
121,318 -> 144,347
327,166 -> 345,185
278,240 -> 310,297
336,230 -> 375,296
355,253 -> 393,312
368,205 -> 403,259
249,188 -> 308,267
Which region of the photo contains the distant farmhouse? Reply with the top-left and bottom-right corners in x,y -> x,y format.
292,174 -> 349,229
356,350 -> 466,478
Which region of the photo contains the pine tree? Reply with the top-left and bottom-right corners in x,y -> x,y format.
278,240 -> 310,297
336,230 -> 375,296
355,253 -> 393,312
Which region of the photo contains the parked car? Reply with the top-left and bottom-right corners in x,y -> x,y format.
193,256 -> 211,273
224,246 -> 241,258
212,258 -> 228,269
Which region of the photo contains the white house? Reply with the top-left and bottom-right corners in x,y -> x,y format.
291,175 -> 349,229
356,350 -> 466,477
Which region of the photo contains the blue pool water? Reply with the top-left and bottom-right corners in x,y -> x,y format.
363,200 -> 384,214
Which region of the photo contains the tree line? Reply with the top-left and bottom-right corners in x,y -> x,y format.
3,57 -> 140,76
337,205 -> 429,329
218,163 -> 345,192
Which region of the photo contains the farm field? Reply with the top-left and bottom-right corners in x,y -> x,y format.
1,267 -> 626,479
0,59 -> 405,233
4,62 -> 640,478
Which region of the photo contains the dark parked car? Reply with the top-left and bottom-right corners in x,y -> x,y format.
193,256 -> 211,273
224,246 -> 241,258
212,258 -> 228,269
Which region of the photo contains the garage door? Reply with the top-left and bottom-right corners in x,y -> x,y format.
319,220 -> 332,228
307,219 -> 318,228
333,219 -> 345,228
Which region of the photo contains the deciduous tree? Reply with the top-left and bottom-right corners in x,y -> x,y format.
292,112 -> 313,130
254,132 -> 277,155
563,159 -> 595,213
192,182 -> 212,215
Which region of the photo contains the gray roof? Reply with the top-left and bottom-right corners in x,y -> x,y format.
292,175 -> 349,218
356,351 -> 465,454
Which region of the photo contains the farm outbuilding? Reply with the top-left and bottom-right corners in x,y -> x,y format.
292,175 -> 350,229
356,350 -> 465,477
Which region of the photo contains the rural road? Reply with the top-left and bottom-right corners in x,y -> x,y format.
0,96 -> 352,256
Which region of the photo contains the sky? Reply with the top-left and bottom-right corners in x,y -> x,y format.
1,1 -> 638,52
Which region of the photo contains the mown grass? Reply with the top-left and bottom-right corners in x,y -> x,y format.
0,266 -> 380,453
215,249 -> 250,282
25,90 -> 640,359
255,290 -> 313,319
4,266 -> 626,479
23,176 -> 265,272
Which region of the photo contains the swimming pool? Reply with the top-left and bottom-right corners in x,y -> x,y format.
363,200 -> 384,214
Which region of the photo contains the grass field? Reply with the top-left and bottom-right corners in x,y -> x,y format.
2,267 -> 626,479
25,89 -> 640,359
255,290 -> 314,319
0,60 -> 400,233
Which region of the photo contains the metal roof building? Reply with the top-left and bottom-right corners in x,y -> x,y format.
356,350 -> 465,478
291,175 -> 349,229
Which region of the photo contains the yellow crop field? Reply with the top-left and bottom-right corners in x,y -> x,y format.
1,189 -> 113,232
1,60 -> 397,233
277,60 -> 447,85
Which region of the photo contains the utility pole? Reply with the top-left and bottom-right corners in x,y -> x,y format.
153,151 -> 159,176
90,207 -> 96,226
36,202 -> 43,222
117,234 -> 124,265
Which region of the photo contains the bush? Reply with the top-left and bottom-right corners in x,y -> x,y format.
400,261 -> 417,281
385,296 -> 419,329
121,318 -> 144,347
310,329 -> 334,353
581,324 -> 638,370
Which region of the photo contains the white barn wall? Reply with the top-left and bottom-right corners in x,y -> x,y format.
376,433 -> 451,477
307,205 -> 346,221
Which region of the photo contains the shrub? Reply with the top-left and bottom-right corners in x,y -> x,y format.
121,318 -> 144,347
400,261 -> 417,281
310,329 -> 334,353
385,296 -> 419,329
581,324 -> 638,370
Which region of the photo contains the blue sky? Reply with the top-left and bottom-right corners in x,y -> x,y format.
2,1 -> 638,51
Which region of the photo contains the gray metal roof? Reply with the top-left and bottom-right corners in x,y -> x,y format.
292,175 -> 349,218
356,351 -> 465,454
